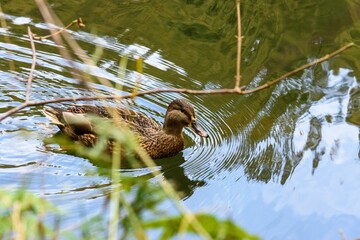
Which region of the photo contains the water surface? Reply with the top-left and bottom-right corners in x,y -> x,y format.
0,0 -> 359,239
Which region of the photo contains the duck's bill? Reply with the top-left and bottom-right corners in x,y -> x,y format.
191,121 -> 209,138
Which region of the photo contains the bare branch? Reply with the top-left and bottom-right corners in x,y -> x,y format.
25,27 -> 37,102
241,42 -> 355,94
0,104 -> 29,121
235,0 -> 242,90
0,87 -> 246,122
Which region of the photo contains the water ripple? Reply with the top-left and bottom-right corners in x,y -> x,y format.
1,11 -> 358,197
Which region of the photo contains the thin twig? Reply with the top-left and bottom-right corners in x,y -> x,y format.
235,0 -> 242,90
34,0 -> 90,85
0,88 -> 243,121
32,18 -> 84,40
241,42 -> 354,94
25,27 -> 37,102
0,104 -> 29,121
36,0 -> 112,88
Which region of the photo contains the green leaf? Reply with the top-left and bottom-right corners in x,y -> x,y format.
144,213 -> 260,240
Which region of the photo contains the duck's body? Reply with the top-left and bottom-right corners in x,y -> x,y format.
43,99 -> 208,159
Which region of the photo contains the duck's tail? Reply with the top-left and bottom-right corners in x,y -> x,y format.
43,107 -> 64,126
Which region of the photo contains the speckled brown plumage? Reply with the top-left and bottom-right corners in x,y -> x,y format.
43,99 -> 208,159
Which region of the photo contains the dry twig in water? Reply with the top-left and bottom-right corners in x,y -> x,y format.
235,0 -> 242,90
25,27 -> 37,102
31,17 -> 85,40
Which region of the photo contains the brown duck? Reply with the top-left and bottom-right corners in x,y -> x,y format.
43,99 -> 208,159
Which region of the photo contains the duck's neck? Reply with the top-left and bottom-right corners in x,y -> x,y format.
163,119 -> 184,137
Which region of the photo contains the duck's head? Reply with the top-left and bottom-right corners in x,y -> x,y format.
163,99 -> 208,138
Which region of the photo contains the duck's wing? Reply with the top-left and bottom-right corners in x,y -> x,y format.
44,105 -> 162,136
43,106 -> 94,141
66,105 -> 112,117
124,110 -> 162,137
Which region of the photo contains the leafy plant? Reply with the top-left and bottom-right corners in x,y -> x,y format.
145,213 -> 259,240
0,188 -> 60,239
